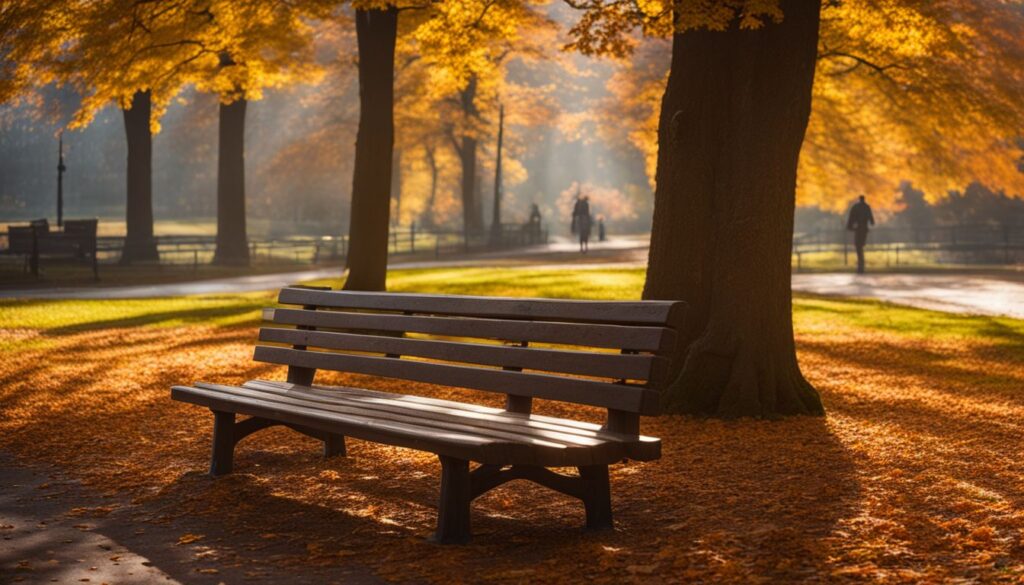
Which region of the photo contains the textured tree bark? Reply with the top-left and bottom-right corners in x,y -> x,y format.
643,0 -> 825,418
213,96 -> 249,266
344,6 -> 398,292
120,90 -> 159,264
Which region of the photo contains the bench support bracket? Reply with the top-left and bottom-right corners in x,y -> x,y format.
432,458 -> 614,543
208,411 -> 346,476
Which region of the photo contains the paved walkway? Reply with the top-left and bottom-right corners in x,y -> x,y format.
1,237 -> 1020,319
791,272 -> 1024,319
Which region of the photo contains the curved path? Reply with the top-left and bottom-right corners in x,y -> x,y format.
1,236 -> 1020,319
790,272 -> 1024,319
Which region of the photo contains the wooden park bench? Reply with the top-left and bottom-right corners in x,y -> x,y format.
3,218 -> 99,280
171,287 -> 685,543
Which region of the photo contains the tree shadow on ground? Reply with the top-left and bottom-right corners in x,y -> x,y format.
0,320 -> 864,582
800,338 -> 1023,405
45,304 -> 262,336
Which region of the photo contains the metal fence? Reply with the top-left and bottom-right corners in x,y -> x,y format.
792,224 -> 1024,269
1,221 -> 550,268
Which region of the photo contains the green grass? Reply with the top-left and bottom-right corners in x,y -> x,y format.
307,267 -> 648,300
0,259 -> 333,288
0,294 -> 271,332
2,266 -> 1021,354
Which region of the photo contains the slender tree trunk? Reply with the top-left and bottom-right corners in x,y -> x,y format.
459,135 -> 479,237
643,0 -> 825,418
213,96 -> 249,265
391,148 -> 402,225
344,6 -> 398,291
421,146 -> 438,228
120,90 -> 159,264
458,76 -> 483,238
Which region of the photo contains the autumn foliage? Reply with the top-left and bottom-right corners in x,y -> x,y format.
583,0 -> 1024,211
1,272 -> 1022,582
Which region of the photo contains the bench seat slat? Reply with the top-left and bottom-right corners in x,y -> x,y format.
247,380 -> 617,434
253,345 -> 660,415
172,385 -> 514,463
239,380 -> 660,460
269,308 -> 674,352
278,287 -> 685,325
258,327 -> 664,382
194,383 -> 585,450
174,383 -> 644,466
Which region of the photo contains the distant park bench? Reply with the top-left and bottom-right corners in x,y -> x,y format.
171,287 -> 684,543
3,218 -> 99,280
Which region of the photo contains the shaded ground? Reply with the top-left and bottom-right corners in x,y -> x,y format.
1,270 -> 1022,583
0,455 -> 381,584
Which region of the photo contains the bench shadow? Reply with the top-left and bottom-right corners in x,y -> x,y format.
127,414 -> 859,582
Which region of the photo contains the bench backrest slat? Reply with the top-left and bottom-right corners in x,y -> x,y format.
254,345 -> 661,414
269,307 -> 674,352
259,327 -> 667,382
256,288 -> 686,418
278,288 -> 681,325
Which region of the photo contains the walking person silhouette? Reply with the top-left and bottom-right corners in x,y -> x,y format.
847,195 -> 875,274
572,195 -> 592,253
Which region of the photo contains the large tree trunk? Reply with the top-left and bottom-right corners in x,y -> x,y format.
344,6 -> 398,292
642,0 -> 825,418
120,90 -> 159,264
213,96 -> 249,266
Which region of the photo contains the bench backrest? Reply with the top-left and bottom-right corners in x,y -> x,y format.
257,287 -> 686,434
29,218 -> 49,234
7,226 -> 36,253
38,219 -> 98,255
63,219 -> 98,240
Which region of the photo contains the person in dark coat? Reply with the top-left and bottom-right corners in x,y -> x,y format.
847,195 -> 875,274
573,196 -> 592,253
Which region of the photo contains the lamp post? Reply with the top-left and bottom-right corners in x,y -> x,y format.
57,131 -> 66,228
489,103 -> 504,246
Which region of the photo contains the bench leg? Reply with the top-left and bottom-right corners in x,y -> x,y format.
579,465 -> 613,530
434,456 -> 471,544
323,434 -> 347,458
210,411 -> 236,476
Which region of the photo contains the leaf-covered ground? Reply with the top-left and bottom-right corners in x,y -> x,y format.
1,267 -> 1022,583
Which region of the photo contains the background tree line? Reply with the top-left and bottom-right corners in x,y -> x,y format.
4,0 -> 1024,417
